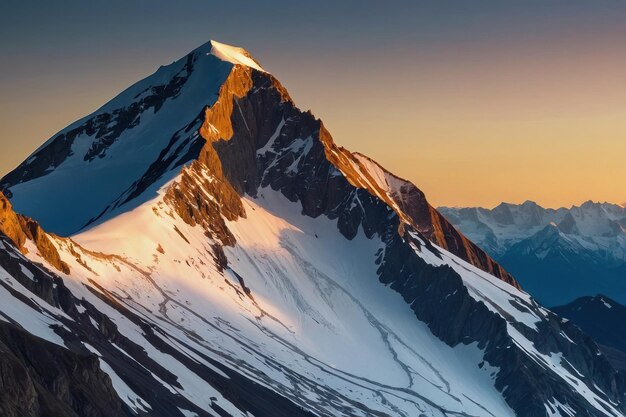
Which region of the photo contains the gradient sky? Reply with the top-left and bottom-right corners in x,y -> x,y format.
1,1 -> 625,208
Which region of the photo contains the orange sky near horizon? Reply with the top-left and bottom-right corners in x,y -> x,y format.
1,1 -> 624,209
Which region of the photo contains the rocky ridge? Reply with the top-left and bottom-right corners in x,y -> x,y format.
0,193 -> 69,274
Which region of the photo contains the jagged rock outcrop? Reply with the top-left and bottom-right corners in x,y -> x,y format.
162,66 -> 253,243
398,189 -> 517,286
0,321 -> 129,417
0,192 -> 69,274
328,152 -> 519,288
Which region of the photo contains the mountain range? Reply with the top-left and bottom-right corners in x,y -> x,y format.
0,40 -> 624,417
440,201 -> 626,305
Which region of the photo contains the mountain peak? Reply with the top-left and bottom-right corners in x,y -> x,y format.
580,199 -> 598,209
1,40 -> 625,417
208,39 -> 265,72
593,294 -> 616,309
521,199 -> 539,207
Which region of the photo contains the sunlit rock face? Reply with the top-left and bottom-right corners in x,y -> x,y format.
0,40 -> 624,417
0,192 -> 69,274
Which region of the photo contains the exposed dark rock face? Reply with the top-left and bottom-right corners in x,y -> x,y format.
380,231 -> 625,416
162,66 -> 253,242
395,188 -> 520,288
0,321 -> 130,417
188,66 -> 518,293
343,153 -> 519,288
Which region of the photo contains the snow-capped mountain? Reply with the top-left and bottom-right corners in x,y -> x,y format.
552,295 -> 626,371
440,201 -> 626,305
0,40 -> 625,417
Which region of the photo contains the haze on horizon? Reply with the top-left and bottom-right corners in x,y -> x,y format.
1,0 -> 624,209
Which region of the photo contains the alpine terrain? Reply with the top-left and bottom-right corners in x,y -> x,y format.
440,202 -> 626,305
552,295 -> 626,371
0,40 -> 624,417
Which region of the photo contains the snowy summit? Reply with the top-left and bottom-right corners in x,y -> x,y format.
209,39 -> 266,72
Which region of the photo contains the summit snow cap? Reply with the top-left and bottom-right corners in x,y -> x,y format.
209,40 -> 265,72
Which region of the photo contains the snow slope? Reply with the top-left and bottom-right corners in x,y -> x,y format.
70,186 -> 516,417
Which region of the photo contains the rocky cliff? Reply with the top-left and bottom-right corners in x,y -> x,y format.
0,192 -> 69,274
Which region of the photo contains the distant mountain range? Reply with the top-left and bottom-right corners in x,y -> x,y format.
440,201 -> 626,305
